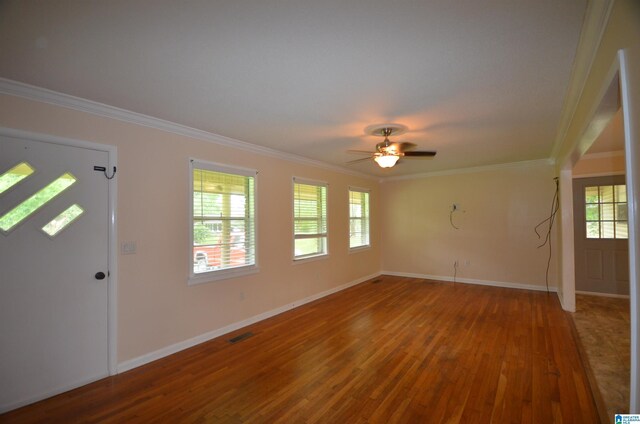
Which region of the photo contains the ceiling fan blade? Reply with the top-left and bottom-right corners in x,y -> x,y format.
347,150 -> 376,154
403,151 -> 437,157
346,156 -> 375,164
397,142 -> 417,152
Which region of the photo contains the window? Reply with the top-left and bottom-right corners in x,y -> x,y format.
190,160 -> 257,282
293,178 -> 327,259
42,204 -> 84,237
0,172 -> 76,233
585,184 -> 628,239
0,161 -> 34,195
349,188 -> 370,249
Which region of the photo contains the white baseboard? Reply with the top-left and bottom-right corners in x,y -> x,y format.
117,272 -> 380,373
576,290 -> 630,299
381,270 -> 558,293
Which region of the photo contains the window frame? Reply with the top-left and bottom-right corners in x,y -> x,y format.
348,186 -> 371,251
584,183 -> 628,240
292,177 -> 329,262
188,159 -> 258,285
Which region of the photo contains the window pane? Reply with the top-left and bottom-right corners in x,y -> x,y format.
601,221 -> 614,238
293,181 -> 327,258
616,203 -> 628,221
42,204 -> 84,237
585,186 -> 599,203
349,190 -> 370,249
194,192 -> 223,217
601,203 -> 614,220
0,162 -> 34,195
616,221 -> 628,239
294,219 -> 323,235
295,237 -> 326,257
193,220 -> 220,245
192,167 -> 255,274
599,186 -> 614,203
0,172 -> 76,232
586,222 -> 599,238
615,185 -> 627,202
585,204 -> 599,221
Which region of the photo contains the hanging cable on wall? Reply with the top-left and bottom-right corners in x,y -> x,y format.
534,177 -> 559,293
450,203 -> 460,230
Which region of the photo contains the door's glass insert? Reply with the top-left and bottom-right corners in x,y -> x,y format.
42,204 -> 84,237
0,162 -> 35,195
616,222 -> 629,239
584,184 -> 628,239
0,173 -> 77,233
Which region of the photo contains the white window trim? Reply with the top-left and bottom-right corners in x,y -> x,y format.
188,158 -> 259,285
292,176 -> 329,262
348,186 -> 371,252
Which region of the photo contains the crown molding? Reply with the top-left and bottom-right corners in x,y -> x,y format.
579,149 -> 625,160
380,158 -> 555,182
550,0 -> 615,160
0,78 -> 376,181
572,171 -> 625,179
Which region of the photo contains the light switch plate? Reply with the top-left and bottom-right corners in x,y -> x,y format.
121,241 -> 137,255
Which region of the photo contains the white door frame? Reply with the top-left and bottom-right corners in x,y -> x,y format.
0,127 -> 118,376
558,49 -> 640,411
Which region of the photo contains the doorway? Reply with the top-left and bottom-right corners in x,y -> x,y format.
0,128 -> 117,412
559,49 -> 638,416
571,108 -> 631,418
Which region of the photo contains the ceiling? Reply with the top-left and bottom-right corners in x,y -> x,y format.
0,0 -> 587,177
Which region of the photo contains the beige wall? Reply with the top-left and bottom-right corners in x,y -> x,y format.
0,94 -> 381,364
573,153 -> 626,176
380,163 -> 559,289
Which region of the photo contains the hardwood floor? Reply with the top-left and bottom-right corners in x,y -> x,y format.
1,276 -> 600,423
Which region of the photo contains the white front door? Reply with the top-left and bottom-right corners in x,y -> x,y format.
0,131 -> 111,412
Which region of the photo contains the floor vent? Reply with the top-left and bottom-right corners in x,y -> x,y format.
228,332 -> 254,344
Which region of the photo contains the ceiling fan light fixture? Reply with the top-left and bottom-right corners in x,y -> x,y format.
374,154 -> 400,168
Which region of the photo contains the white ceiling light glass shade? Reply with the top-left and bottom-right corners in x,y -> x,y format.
374,154 -> 400,168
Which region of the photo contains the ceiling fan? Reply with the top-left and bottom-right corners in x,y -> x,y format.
348,124 -> 436,168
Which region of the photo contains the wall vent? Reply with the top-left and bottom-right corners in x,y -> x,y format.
228,332 -> 254,344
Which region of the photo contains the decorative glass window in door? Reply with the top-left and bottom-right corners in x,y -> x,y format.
585,184 -> 628,239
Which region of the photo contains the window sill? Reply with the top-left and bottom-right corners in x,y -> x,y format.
188,265 -> 259,285
349,245 -> 371,254
293,253 -> 329,264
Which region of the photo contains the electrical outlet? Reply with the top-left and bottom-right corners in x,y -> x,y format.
465,260 -> 470,267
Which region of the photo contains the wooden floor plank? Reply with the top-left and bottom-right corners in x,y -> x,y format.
0,276 -> 600,423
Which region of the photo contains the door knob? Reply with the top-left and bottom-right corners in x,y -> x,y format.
95,272 -> 106,280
